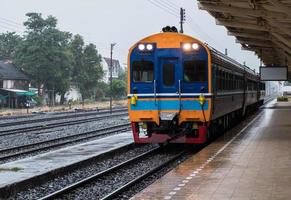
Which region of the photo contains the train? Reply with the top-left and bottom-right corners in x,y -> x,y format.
127,26 -> 265,144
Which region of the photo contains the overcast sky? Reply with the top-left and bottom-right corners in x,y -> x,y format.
1,0 -> 260,70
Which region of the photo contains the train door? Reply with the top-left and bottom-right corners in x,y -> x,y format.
156,58 -> 180,110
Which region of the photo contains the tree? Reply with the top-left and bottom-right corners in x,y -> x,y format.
0,32 -> 22,60
112,79 -> 126,99
14,13 -> 72,102
69,34 -> 84,82
118,67 -> 127,84
69,36 -> 103,100
95,81 -> 109,100
113,67 -> 127,99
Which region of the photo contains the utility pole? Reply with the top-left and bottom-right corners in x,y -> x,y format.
110,43 -> 116,114
180,8 -> 186,33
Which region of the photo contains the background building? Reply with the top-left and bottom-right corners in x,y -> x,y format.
0,60 -> 32,108
0,60 -> 29,90
101,57 -> 120,83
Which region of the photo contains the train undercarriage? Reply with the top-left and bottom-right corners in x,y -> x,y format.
131,101 -> 262,144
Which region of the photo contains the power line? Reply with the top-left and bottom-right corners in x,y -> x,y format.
187,16 -> 225,49
0,20 -> 23,30
0,17 -> 22,26
0,24 -> 23,33
146,0 -> 179,17
159,0 -> 180,11
164,0 -> 181,9
0,17 -> 24,34
151,0 -> 179,15
147,0 -> 179,17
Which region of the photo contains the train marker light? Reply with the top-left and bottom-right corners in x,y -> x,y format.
192,43 -> 199,50
199,94 -> 205,106
138,44 -> 145,51
131,95 -> 138,105
182,43 -> 191,51
146,44 -> 153,51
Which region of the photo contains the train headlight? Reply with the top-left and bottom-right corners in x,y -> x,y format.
182,43 -> 191,51
182,42 -> 200,52
138,44 -> 145,51
192,43 -> 199,50
146,44 -> 153,51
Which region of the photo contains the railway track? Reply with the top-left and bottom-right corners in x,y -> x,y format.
39,147 -> 186,200
0,123 -> 131,162
0,110 -> 128,137
0,108 -> 127,128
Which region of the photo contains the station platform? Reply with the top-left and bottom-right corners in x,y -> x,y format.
0,132 -> 132,192
133,99 -> 291,200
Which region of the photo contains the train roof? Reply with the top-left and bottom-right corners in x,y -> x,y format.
206,45 -> 258,76
130,32 -> 259,78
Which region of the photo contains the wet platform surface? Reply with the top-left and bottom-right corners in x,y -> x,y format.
133,100 -> 291,200
0,132 -> 132,189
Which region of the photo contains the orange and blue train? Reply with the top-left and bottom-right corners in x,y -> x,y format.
127,27 -> 265,144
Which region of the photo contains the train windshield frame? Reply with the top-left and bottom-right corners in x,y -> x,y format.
132,61 -> 154,83
183,60 -> 207,83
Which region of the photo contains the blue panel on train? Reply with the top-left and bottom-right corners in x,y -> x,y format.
130,46 -> 209,95
130,100 -> 209,111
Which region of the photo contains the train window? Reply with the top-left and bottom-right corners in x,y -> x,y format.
217,70 -> 221,91
227,73 -> 230,90
163,63 -> 175,86
132,61 -> 154,83
183,60 -> 206,82
221,71 -> 225,90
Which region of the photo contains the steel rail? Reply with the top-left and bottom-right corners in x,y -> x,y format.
101,151 -> 185,200
0,108 -> 127,128
38,147 -> 163,200
0,123 -> 131,161
0,112 -> 128,137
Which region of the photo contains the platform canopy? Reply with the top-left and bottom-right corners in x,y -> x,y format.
197,0 -> 291,70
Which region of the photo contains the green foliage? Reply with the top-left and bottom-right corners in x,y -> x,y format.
95,82 -> 109,100
112,79 -> 126,99
0,12 -> 105,104
112,67 -> 127,99
0,32 -> 22,60
13,13 -> 72,99
32,95 -> 43,106
70,34 -> 84,80
277,96 -> 288,102
118,67 -> 127,83
69,35 -> 103,100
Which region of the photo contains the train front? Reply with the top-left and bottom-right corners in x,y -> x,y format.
128,31 -> 212,144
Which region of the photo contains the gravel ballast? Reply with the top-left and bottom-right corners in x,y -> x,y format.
10,144 -> 158,200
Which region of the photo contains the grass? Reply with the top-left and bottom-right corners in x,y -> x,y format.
0,99 -> 127,117
0,167 -> 23,172
277,96 -> 289,102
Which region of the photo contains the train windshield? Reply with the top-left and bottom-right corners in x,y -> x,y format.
183,60 -> 207,82
132,61 -> 154,82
